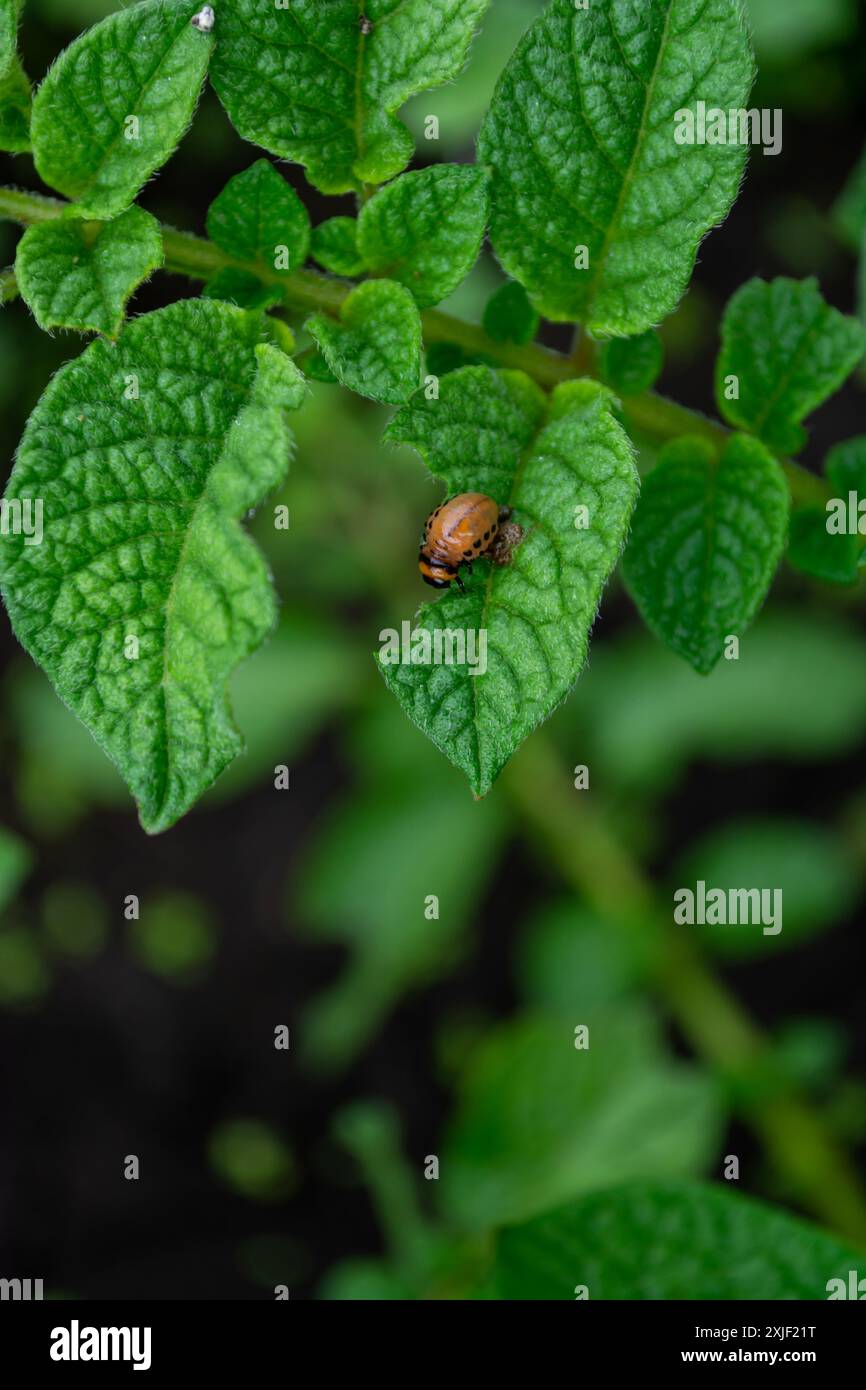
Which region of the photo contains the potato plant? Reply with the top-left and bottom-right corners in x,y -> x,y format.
1,0 -> 866,1303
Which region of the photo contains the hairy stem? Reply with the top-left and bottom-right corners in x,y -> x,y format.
504,736 -> 866,1248
0,185 -> 824,505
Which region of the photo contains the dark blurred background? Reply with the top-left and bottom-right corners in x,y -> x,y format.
1,0 -> 866,1299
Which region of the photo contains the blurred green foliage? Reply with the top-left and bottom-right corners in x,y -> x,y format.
208,1119 -> 295,1202
1,0 -> 865,1301
128,893 -> 216,982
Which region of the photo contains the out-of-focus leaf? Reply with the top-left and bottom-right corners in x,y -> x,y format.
492,1181 -> 863,1299
205,613 -> 362,804
747,0 -> 856,62
0,926 -> 50,1005
40,881 -> 108,959
482,280 -> 539,346
787,507 -> 859,585
674,818 -> 858,958
834,143 -> 866,251
128,891 -> 216,980
772,1019 -> 847,1094
0,54 -> 30,153
440,1009 -> 721,1231
560,612 -> 866,789
207,1118 -> 295,1201
296,724 -> 505,1070
598,330 -> 663,396
0,824 -> 31,913
515,902 -> 647,1014
319,1262 -> 413,1301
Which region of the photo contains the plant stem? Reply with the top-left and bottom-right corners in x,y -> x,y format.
0,185 -> 826,505
504,735 -> 866,1248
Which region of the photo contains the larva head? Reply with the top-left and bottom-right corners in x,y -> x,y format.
418,551 -> 455,588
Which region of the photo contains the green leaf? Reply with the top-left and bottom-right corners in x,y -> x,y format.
207,1118 -> 295,1201
0,0 -> 23,80
623,434 -> 789,674
311,216 -> 364,277
833,142 -> 866,251
357,164 -> 490,308
210,0 -> 490,194
715,277 -> 866,454
206,612 -> 361,805
482,280 -> 539,346
15,207 -> 164,339
440,1011 -> 721,1231
477,0 -> 754,332
379,368 -> 639,795
493,1181 -> 863,1299
201,267 -> 282,311
787,507 -> 859,586
306,279 -> 421,404
0,824 -> 31,914
298,750 -> 504,1071
826,434 -> 866,496
30,0 -> 213,220
516,902 -> 646,1015
0,53 -> 30,153
571,610 -> 866,787
675,817 -> 858,959
206,158 -> 310,272
0,300 -> 307,834
599,330 -> 663,396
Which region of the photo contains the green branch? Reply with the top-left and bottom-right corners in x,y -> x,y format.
504,736 -> 866,1248
0,185 -> 825,505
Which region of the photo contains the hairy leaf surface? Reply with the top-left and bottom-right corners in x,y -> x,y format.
716,277 -> 866,453
0,300 -> 306,833
0,0 -> 23,80
378,368 -> 638,795
311,217 -> 365,277
624,434 -> 789,674
211,0 -> 489,194
30,0 -> 213,220
16,207 -> 164,338
306,279 -> 422,404
0,51 -> 29,152
206,158 -> 310,272
493,1181 -> 863,1299
357,164 -> 489,308
477,0 -> 754,332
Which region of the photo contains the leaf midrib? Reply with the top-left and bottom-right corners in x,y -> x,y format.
153,377 -> 258,825
56,6 -> 201,208
577,0 -> 675,322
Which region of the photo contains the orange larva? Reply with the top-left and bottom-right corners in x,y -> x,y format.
418,492 -> 504,589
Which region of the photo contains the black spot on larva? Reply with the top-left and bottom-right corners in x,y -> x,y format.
463,550 -> 473,560
483,530 -> 491,540
473,539 -> 482,549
